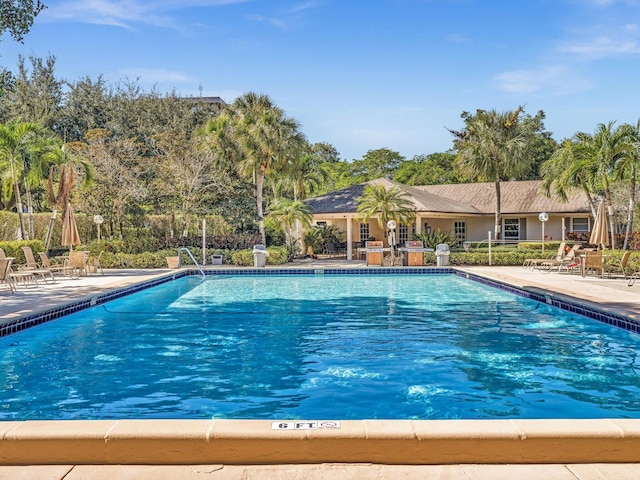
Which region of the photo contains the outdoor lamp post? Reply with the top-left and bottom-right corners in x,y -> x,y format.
94,214 -> 104,241
387,220 -> 397,261
539,212 -> 549,254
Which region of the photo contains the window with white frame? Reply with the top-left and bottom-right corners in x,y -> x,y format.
398,223 -> 414,245
454,221 -> 466,246
359,222 -> 370,241
571,217 -> 590,233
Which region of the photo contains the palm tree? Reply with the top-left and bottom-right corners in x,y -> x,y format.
205,92 -> 306,245
573,121 -> 632,249
285,152 -> 329,201
613,121 -> 639,250
540,139 -> 599,218
267,197 -> 313,259
451,107 -> 541,240
356,184 -> 416,248
0,120 -> 47,239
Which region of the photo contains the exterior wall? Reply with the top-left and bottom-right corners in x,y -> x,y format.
310,214 -> 593,246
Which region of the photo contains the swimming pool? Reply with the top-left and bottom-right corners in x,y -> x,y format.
1,272 -> 640,421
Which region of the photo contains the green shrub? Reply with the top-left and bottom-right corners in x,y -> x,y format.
231,246 -> 288,266
0,240 -> 46,264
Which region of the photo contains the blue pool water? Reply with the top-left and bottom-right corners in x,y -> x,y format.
1,274 -> 640,420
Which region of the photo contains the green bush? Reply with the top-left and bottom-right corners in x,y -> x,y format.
231,246 -> 288,266
0,240 -> 46,264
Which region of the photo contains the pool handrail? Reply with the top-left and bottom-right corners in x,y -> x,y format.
177,248 -> 205,277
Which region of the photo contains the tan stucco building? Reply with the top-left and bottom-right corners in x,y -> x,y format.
304,178 -> 592,260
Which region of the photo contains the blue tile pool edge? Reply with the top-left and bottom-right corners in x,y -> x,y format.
1,267 -> 638,338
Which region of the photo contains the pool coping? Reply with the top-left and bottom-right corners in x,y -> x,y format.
2,267 -> 640,466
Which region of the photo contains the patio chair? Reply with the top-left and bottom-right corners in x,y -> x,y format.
87,251 -> 104,275
582,251 -> 603,278
0,248 -> 5,259
38,251 -> 73,277
0,257 -> 16,293
68,250 -> 89,277
18,246 -> 55,283
523,242 -> 567,269
603,251 -> 631,279
538,244 -> 579,272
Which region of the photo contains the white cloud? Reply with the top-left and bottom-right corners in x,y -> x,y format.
495,65 -> 591,96
560,36 -> 640,58
44,0 -> 251,29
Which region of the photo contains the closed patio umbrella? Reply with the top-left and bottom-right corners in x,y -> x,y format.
589,202 -> 609,249
61,203 -> 81,250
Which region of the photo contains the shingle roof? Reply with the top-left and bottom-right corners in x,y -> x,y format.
419,180 -> 591,214
305,178 -> 591,215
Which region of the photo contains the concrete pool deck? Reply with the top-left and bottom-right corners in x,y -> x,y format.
1,261 -> 640,479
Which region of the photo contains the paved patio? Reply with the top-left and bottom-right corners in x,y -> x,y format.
1,261 -> 640,479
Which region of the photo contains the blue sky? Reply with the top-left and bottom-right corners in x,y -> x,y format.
1,0 -> 640,161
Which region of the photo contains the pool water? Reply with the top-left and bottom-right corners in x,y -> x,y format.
1,274 -> 640,420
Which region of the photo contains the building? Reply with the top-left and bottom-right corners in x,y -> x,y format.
304,177 -> 592,260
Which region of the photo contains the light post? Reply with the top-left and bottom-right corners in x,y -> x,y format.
538,212 -> 549,254
387,220 -> 397,263
94,214 -> 104,241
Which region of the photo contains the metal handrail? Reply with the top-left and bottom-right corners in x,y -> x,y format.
177,248 -> 205,277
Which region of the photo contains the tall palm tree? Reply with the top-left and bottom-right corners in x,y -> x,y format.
204,93 -> 306,245
356,184 -> 416,241
283,152 -> 329,201
573,121 -> 632,249
451,107 -> 540,240
0,120 -> 47,239
540,139 -> 599,218
613,121 -> 639,250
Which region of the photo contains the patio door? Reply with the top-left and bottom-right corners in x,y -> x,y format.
503,218 -> 520,241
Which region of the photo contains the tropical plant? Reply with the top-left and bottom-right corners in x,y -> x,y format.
303,224 -> 343,255
572,121 -> 633,249
202,93 -> 306,245
267,197 -> 313,249
450,107 -> 544,240
0,120 -> 49,239
414,229 -> 456,249
613,121 -> 639,250
356,184 -> 416,234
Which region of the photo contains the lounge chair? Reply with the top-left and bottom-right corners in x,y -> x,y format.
603,251 -> 631,279
523,242 -> 567,269
537,244 -> 579,272
0,248 -> 5,259
38,251 -> 73,277
0,257 -> 16,293
19,246 -> 55,283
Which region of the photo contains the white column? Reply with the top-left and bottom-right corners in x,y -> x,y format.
415,214 -> 422,234
346,217 -> 353,260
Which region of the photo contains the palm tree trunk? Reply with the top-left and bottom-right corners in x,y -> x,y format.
257,165 -> 266,245
25,184 -> 34,240
494,177 -> 502,241
13,179 -> 27,240
623,163 -> 636,250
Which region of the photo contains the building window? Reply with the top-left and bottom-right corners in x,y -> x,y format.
571,217 -> 590,233
503,218 -> 520,241
359,222 -> 370,241
454,221 -> 466,246
397,223 -> 414,245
